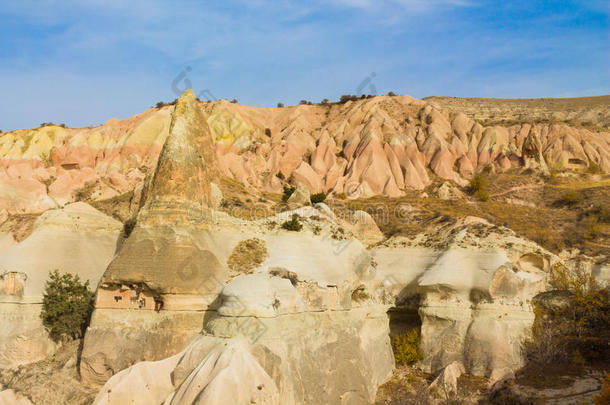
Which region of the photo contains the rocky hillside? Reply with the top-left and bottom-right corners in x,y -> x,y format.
425,95 -> 610,129
0,91 -> 608,405
0,94 -> 608,216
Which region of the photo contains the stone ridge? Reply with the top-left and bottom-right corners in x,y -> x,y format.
0,93 -> 608,215
139,90 -> 218,225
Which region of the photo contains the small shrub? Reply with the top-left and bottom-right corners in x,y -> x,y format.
470,174 -> 487,192
310,192 -> 326,204
583,216 -> 602,240
351,286 -> 369,302
277,102 -> 284,108
154,99 -> 177,108
123,217 -> 137,238
227,238 -> 268,274
264,128 -> 271,137
339,94 -> 359,103
391,328 -> 423,365
41,270 -> 95,342
524,263 -> 610,366
586,161 -> 603,174
387,91 -> 397,96
39,122 -> 66,127
474,188 -> 489,202
557,190 -> 584,206
593,371 -> 610,405
39,151 -> 50,165
469,174 -> 489,201
487,381 -> 535,405
281,185 -> 296,202
230,99 -> 238,103
276,171 -> 285,180
321,98 -> 329,104
281,214 -> 303,232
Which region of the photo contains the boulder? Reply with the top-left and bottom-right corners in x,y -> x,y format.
0,389 -> 33,405
435,182 -> 464,200
429,361 -> 465,393
349,210 -> 384,245
287,184 -> 310,205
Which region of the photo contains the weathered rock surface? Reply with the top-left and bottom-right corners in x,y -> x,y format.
373,217 -> 553,382
429,361 -> 465,393
286,184 -> 310,205
0,389 -> 33,405
92,216 -> 394,404
1,95 -> 607,214
1,93 -> 607,404
81,100 -> 396,402
80,90 -> 226,384
0,202 -> 122,368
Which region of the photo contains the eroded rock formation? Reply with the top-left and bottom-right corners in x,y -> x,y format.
0,92 -> 608,404
0,202 -> 122,367
0,95 -> 607,215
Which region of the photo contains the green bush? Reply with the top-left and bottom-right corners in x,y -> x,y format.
123,217 -> 137,238
281,214 -> 303,232
339,94 -> 359,103
281,186 -> 296,202
41,270 -> 95,342
391,328 -> 423,365
310,192 -> 326,204
276,171 -> 285,180
469,174 -> 487,192
474,188 -> 490,202
523,263 -> 610,366
469,174 -> 489,201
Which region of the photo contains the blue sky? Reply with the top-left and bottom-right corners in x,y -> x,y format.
0,0 -> 608,131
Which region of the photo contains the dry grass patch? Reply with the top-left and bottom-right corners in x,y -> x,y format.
0,213 -> 39,242
91,190 -> 137,223
227,238 -> 268,274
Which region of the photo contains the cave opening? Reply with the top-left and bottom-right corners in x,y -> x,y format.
387,295 -> 423,366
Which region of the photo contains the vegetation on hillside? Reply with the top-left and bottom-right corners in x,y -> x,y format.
520,263 -> 609,387
310,192 -> 326,204
391,328 -> 423,366
281,185 -> 296,202
281,214 -> 303,231
594,372 -> 610,405
40,270 -> 95,342
469,174 -> 489,201
227,238 -> 269,274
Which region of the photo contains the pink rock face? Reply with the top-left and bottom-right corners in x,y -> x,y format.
0,95 -> 608,214
0,109 -> 170,213
310,134 -> 336,177
291,162 -> 323,194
